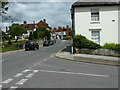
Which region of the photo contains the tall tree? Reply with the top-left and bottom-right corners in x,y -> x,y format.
36,26 -> 51,40
33,31 -> 39,39
29,32 -> 34,40
9,24 -> 27,42
0,1 -> 9,15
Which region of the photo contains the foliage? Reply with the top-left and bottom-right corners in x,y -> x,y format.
8,39 -> 12,45
33,31 -> 39,39
1,1 -> 9,15
74,34 -> 101,49
102,43 -> 120,51
66,36 -> 72,40
2,31 -> 9,41
29,32 -> 34,40
9,24 -> 27,42
36,26 -> 51,40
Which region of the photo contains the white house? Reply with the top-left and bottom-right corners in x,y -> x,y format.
71,0 -> 120,45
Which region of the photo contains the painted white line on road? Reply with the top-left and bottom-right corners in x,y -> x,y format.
22,69 -> 31,73
10,86 -> 18,89
33,70 -> 39,73
39,70 -> 109,78
43,59 -> 47,61
0,59 -> 8,62
16,79 -> 28,85
26,74 -> 34,78
14,73 -> 22,78
2,78 -> 13,84
0,85 -> 2,88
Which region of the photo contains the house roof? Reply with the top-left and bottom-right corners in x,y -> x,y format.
21,19 -> 51,31
72,0 -> 120,7
37,20 -> 51,29
21,24 -> 35,30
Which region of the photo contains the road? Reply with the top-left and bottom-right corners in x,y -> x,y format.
1,40 -> 118,89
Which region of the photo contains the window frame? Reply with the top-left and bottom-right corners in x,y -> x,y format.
91,8 -> 100,22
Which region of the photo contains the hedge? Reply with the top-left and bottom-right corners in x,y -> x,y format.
102,43 -> 120,51
74,34 -> 101,49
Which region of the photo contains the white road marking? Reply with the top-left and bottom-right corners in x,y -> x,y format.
14,73 -> 22,77
51,55 -> 53,57
26,74 -> 34,78
33,70 -> 39,73
0,85 -> 2,88
22,69 -> 31,73
39,70 -> 109,77
2,78 -> 13,84
0,59 -> 8,62
10,86 -> 18,89
43,59 -> 47,61
16,79 -> 28,85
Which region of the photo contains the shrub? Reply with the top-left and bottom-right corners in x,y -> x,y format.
74,34 -> 101,49
102,43 -> 120,51
66,36 -> 72,40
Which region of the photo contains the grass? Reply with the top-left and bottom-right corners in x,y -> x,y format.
0,47 -> 23,53
0,39 -> 28,53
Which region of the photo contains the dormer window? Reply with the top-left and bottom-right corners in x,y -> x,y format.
91,9 -> 99,21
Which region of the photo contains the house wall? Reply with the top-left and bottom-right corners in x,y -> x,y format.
74,5 -> 119,45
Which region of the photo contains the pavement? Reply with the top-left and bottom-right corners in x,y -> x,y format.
55,49 -> 120,67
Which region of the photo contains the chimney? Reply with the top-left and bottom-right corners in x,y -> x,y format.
33,21 -> 35,24
43,19 -> 46,23
67,25 -> 69,28
24,21 -> 27,24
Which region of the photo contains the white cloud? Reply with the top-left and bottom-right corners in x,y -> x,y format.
2,1 -> 76,31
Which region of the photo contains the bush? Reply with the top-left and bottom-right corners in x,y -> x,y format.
74,34 -> 101,49
66,36 -> 72,40
102,43 -> 120,51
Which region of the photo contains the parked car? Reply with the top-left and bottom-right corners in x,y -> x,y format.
49,40 -> 54,45
25,41 -> 39,51
43,41 -> 50,46
52,39 -> 56,44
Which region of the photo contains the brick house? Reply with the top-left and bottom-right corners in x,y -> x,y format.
21,19 -> 51,38
51,25 -> 71,40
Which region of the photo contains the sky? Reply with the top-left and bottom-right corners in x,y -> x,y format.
1,0 -> 77,31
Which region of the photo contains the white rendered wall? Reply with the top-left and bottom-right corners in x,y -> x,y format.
74,6 -> 118,45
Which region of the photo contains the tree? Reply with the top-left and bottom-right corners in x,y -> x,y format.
33,31 -> 39,39
36,26 -> 51,40
1,1 -> 9,15
9,24 -> 27,42
29,32 -> 34,40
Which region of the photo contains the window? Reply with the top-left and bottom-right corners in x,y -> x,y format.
91,9 -> 99,21
91,31 -> 100,44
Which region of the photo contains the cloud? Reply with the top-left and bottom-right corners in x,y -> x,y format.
2,1 -> 76,31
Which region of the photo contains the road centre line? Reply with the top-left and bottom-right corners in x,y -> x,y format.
10,86 -> 18,89
0,85 -> 2,88
33,70 -> 39,73
16,79 -> 28,85
2,78 -> 13,84
26,74 -> 34,78
39,70 -> 109,78
22,69 -> 31,73
14,73 -> 23,78
0,59 -> 8,62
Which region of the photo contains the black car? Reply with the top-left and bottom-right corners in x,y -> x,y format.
43,41 -> 50,46
25,41 -> 39,51
49,40 -> 54,45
